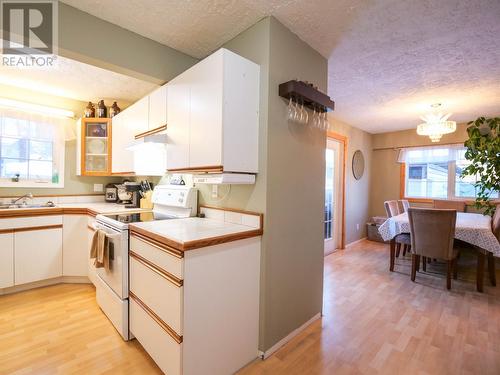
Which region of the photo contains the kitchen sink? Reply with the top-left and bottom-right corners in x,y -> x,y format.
0,202 -> 56,210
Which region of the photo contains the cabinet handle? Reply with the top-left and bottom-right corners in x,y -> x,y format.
134,125 -> 167,139
167,165 -> 223,173
13,224 -> 62,233
130,251 -> 183,287
130,291 -> 183,344
130,231 -> 183,258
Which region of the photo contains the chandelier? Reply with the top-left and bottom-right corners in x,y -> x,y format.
416,104 -> 456,142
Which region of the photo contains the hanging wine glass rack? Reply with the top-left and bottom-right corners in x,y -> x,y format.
278,80 -> 335,113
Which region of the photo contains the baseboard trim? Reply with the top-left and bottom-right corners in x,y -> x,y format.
0,276 -> 91,296
258,312 -> 321,360
346,237 -> 367,248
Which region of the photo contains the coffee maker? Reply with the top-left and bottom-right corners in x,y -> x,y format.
105,183 -> 118,202
124,182 -> 142,208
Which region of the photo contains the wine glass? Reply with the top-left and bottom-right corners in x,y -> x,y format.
287,97 -> 295,122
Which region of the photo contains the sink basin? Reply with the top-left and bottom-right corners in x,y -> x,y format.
0,202 -> 56,210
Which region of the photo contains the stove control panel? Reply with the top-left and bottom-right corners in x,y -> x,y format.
152,185 -> 197,215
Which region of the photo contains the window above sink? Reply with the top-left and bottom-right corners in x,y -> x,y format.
0,105 -> 68,188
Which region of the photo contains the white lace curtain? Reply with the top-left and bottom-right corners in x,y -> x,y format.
0,106 -> 75,142
397,144 -> 465,164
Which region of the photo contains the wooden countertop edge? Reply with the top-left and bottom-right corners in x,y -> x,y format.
129,223 -> 263,252
0,206 -> 134,218
129,225 -> 185,251
182,228 -> 263,250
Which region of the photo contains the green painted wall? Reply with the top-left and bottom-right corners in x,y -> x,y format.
58,3 -> 198,84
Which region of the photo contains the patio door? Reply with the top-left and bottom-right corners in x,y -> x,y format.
324,138 -> 344,255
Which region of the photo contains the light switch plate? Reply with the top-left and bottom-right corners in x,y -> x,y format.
94,184 -> 103,192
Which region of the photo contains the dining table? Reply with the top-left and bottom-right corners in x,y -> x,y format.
378,212 -> 500,292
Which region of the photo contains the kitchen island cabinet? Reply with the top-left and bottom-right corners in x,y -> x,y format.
128,206 -> 262,375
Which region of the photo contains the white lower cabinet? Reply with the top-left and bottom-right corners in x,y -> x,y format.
129,232 -> 261,375
15,227 -> 63,285
130,254 -> 183,335
63,215 -> 88,277
0,232 -> 14,288
130,298 -> 182,375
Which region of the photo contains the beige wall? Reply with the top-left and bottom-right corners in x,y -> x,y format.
370,123 -> 468,217
329,117 -> 373,244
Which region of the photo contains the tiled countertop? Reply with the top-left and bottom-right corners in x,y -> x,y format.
129,206 -> 263,251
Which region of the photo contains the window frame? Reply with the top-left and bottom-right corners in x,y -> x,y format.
0,115 -> 65,189
400,160 -> 498,203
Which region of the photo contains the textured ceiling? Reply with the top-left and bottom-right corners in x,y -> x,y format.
0,54 -> 157,104
61,0 -> 500,133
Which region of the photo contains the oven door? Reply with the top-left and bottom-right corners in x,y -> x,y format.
93,221 -> 128,299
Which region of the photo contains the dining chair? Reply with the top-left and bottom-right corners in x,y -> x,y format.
408,208 -> 459,290
433,199 -> 466,212
384,200 -> 410,260
398,199 -> 410,213
384,200 -> 400,217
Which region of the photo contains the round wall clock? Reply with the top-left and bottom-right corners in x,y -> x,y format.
352,150 -> 365,180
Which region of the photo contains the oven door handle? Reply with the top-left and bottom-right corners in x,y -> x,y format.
93,223 -> 122,240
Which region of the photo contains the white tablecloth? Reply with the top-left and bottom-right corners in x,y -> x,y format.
378,212 -> 500,257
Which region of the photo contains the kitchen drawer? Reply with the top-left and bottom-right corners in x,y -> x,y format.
130,295 -> 182,375
130,233 -> 183,279
130,252 -> 183,335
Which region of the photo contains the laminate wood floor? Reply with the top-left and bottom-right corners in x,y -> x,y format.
1,240 -> 499,374
0,283 -> 162,375
239,240 -> 500,375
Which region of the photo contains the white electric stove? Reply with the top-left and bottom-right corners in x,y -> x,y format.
93,185 -> 197,340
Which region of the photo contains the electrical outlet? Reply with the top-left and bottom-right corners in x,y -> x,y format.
356,223 -> 360,231
94,184 -> 103,193
211,185 -> 218,199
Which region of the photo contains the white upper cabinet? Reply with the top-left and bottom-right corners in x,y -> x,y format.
148,85 -> 168,130
166,48 -> 260,173
111,96 -> 149,174
111,112 -> 130,174
188,51 -> 224,169
127,95 -> 150,136
111,49 -> 259,175
166,75 -> 191,171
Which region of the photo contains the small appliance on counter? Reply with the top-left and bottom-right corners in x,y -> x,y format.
105,183 -> 118,202
124,181 -> 142,209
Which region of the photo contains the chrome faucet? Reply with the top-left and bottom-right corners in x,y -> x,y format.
12,193 -> 33,205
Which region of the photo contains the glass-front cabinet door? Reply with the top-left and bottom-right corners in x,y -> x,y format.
80,118 -> 112,176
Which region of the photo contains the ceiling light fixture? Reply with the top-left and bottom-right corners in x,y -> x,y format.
416,103 -> 456,142
0,97 -> 75,118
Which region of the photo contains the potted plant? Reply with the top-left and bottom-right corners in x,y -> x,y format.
461,116 -> 499,216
